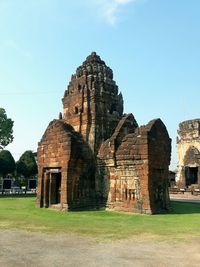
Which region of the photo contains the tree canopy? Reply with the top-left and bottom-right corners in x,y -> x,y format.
16,150 -> 37,178
0,108 -> 14,149
0,150 -> 15,177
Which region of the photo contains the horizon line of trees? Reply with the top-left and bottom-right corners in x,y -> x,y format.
0,108 -> 38,188
0,150 -> 38,180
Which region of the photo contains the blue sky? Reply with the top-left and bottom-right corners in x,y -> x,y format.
0,0 -> 200,170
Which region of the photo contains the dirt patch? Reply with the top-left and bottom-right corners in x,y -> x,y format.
0,229 -> 200,267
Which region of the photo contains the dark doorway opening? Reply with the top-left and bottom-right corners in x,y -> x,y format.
185,167 -> 198,186
50,172 -> 61,205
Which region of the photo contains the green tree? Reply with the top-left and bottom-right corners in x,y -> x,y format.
0,150 -> 15,177
16,150 -> 37,178
0,108 -> 14,149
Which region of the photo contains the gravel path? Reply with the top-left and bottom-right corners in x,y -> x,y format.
0,229 -> 200,267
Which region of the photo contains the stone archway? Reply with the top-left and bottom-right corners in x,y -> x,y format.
43,168 -> 62,208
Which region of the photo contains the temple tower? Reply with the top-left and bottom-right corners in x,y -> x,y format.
37,52 -> 171,214
62,52 -> 123,153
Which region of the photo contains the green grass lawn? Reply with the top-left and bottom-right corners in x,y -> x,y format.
0,197 -> 200,241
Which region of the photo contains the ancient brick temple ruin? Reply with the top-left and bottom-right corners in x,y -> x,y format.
176,119 -> 200,188
36,52 -> 171,214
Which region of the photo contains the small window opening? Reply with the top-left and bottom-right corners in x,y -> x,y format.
110,103 -> 117,114
74,107 -> 78,114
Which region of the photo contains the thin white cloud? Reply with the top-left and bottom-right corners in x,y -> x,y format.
114,0 -> 133,4
94,0 -> 137,26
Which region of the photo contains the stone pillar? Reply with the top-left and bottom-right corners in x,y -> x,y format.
180,167 -> 186,188
44,172 -> 49,208
36,167 -> 43,208
49,173 -> 52,206
61,170 -> 68,210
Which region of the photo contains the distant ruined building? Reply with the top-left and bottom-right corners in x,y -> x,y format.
176,119 -> 200,188
36,52 -> 171,214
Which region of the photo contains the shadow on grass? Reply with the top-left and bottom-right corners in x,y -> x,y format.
1,195 -> 200,215
169,201 -> 200,214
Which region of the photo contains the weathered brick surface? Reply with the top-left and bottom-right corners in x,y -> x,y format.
37,52 -> 171,213
62,52 -> 123,154
98,118 -> 171,213
36,119 -> 96,210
